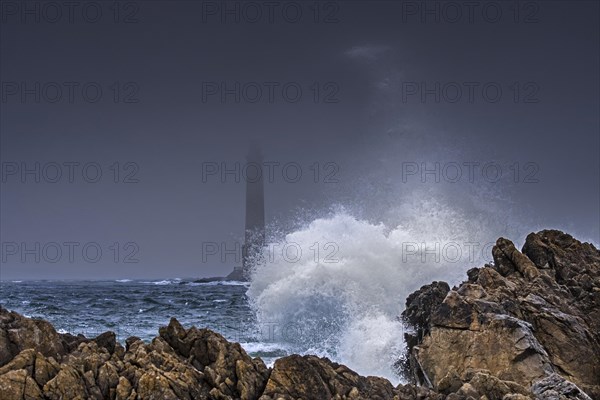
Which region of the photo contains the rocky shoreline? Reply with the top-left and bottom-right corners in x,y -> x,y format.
1,229 -> 598,399
400,230 -> 599,400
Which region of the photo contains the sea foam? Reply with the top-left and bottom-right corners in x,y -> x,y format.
247,198 -> 503,383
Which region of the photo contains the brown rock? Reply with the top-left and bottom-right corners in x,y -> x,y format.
43,365 -> 89,399
136,370 -> 179,400
261,354 -> 397,400
115,376 -> 133,400
0,307 -> 67,366
95,331 -> 117,354
402,230 -> 600,399
159,317 -> 269,399
493,238 -> 540,280
531,373 -> 592,400
0,368 -> 43,400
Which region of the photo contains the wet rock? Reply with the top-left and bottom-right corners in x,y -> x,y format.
402,281 -> 451,336
396,384 -> 444,400
115,376 -> 133,400
159,317 -> 269,399
0,368 -> 44,400
0,307 -> 67,366
465,371 -> 531,400
532,373 -> 592,400
136,370 -> 179,400
402,230 -> 600,399
415,311 -> 553,388
260,354 -> 397,400
400,281 -> 450,383
493,238 -> 540,281
95,331 -> 117,354
43,364 -> 89,399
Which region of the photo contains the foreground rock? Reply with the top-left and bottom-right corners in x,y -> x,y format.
0,306 -> 443,399
402,230 -> 600,399
259,355 -> 400,400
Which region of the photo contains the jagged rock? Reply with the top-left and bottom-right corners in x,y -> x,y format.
0,348 -> 36,375
532,373 -> 592,400
402,281 -> 451,336
259,354 -> 397,400
0,368 -> 44,400
34,352 -> 61,387
95,331 -> 117,354
493,237 -> 540,280
0,348 -> 60,388
416,301 -> 554,387
395,383 -> 444,400
136,370 -> 180,399
0,312 -> 267,400
403,230 -> 600,399
0,330 -> 13,368
464,370 -> 531,399
115,376 -> 133,400
159,317 -> 269,399
437,370 -> 463,395
400,281 -> 450,383
43,364 -> 89,399
0,307 -> 67,366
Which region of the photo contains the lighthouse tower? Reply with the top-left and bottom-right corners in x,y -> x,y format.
227,144 -> 265,281
242,144 -> 265,279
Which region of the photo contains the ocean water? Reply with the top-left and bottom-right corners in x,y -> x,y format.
0,279 -> 289,365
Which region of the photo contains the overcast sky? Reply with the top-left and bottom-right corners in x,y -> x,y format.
1,0 -> 598,280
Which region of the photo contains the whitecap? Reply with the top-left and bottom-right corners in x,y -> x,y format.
152,280 -> 172,285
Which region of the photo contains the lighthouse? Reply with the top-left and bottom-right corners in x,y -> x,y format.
227,144 -> 265,281
242,144 -> 265,279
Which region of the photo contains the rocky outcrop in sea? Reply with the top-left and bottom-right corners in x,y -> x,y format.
0,229 -> 598,399
402,230 -> 600,399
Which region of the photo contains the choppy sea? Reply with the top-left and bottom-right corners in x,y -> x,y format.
0,279 -> 288,366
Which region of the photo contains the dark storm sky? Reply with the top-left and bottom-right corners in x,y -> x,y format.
0,0 -> 599,280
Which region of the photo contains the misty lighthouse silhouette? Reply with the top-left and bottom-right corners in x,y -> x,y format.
227,144 -> 265,281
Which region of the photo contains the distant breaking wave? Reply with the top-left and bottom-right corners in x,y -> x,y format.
139,279 -> 182,285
